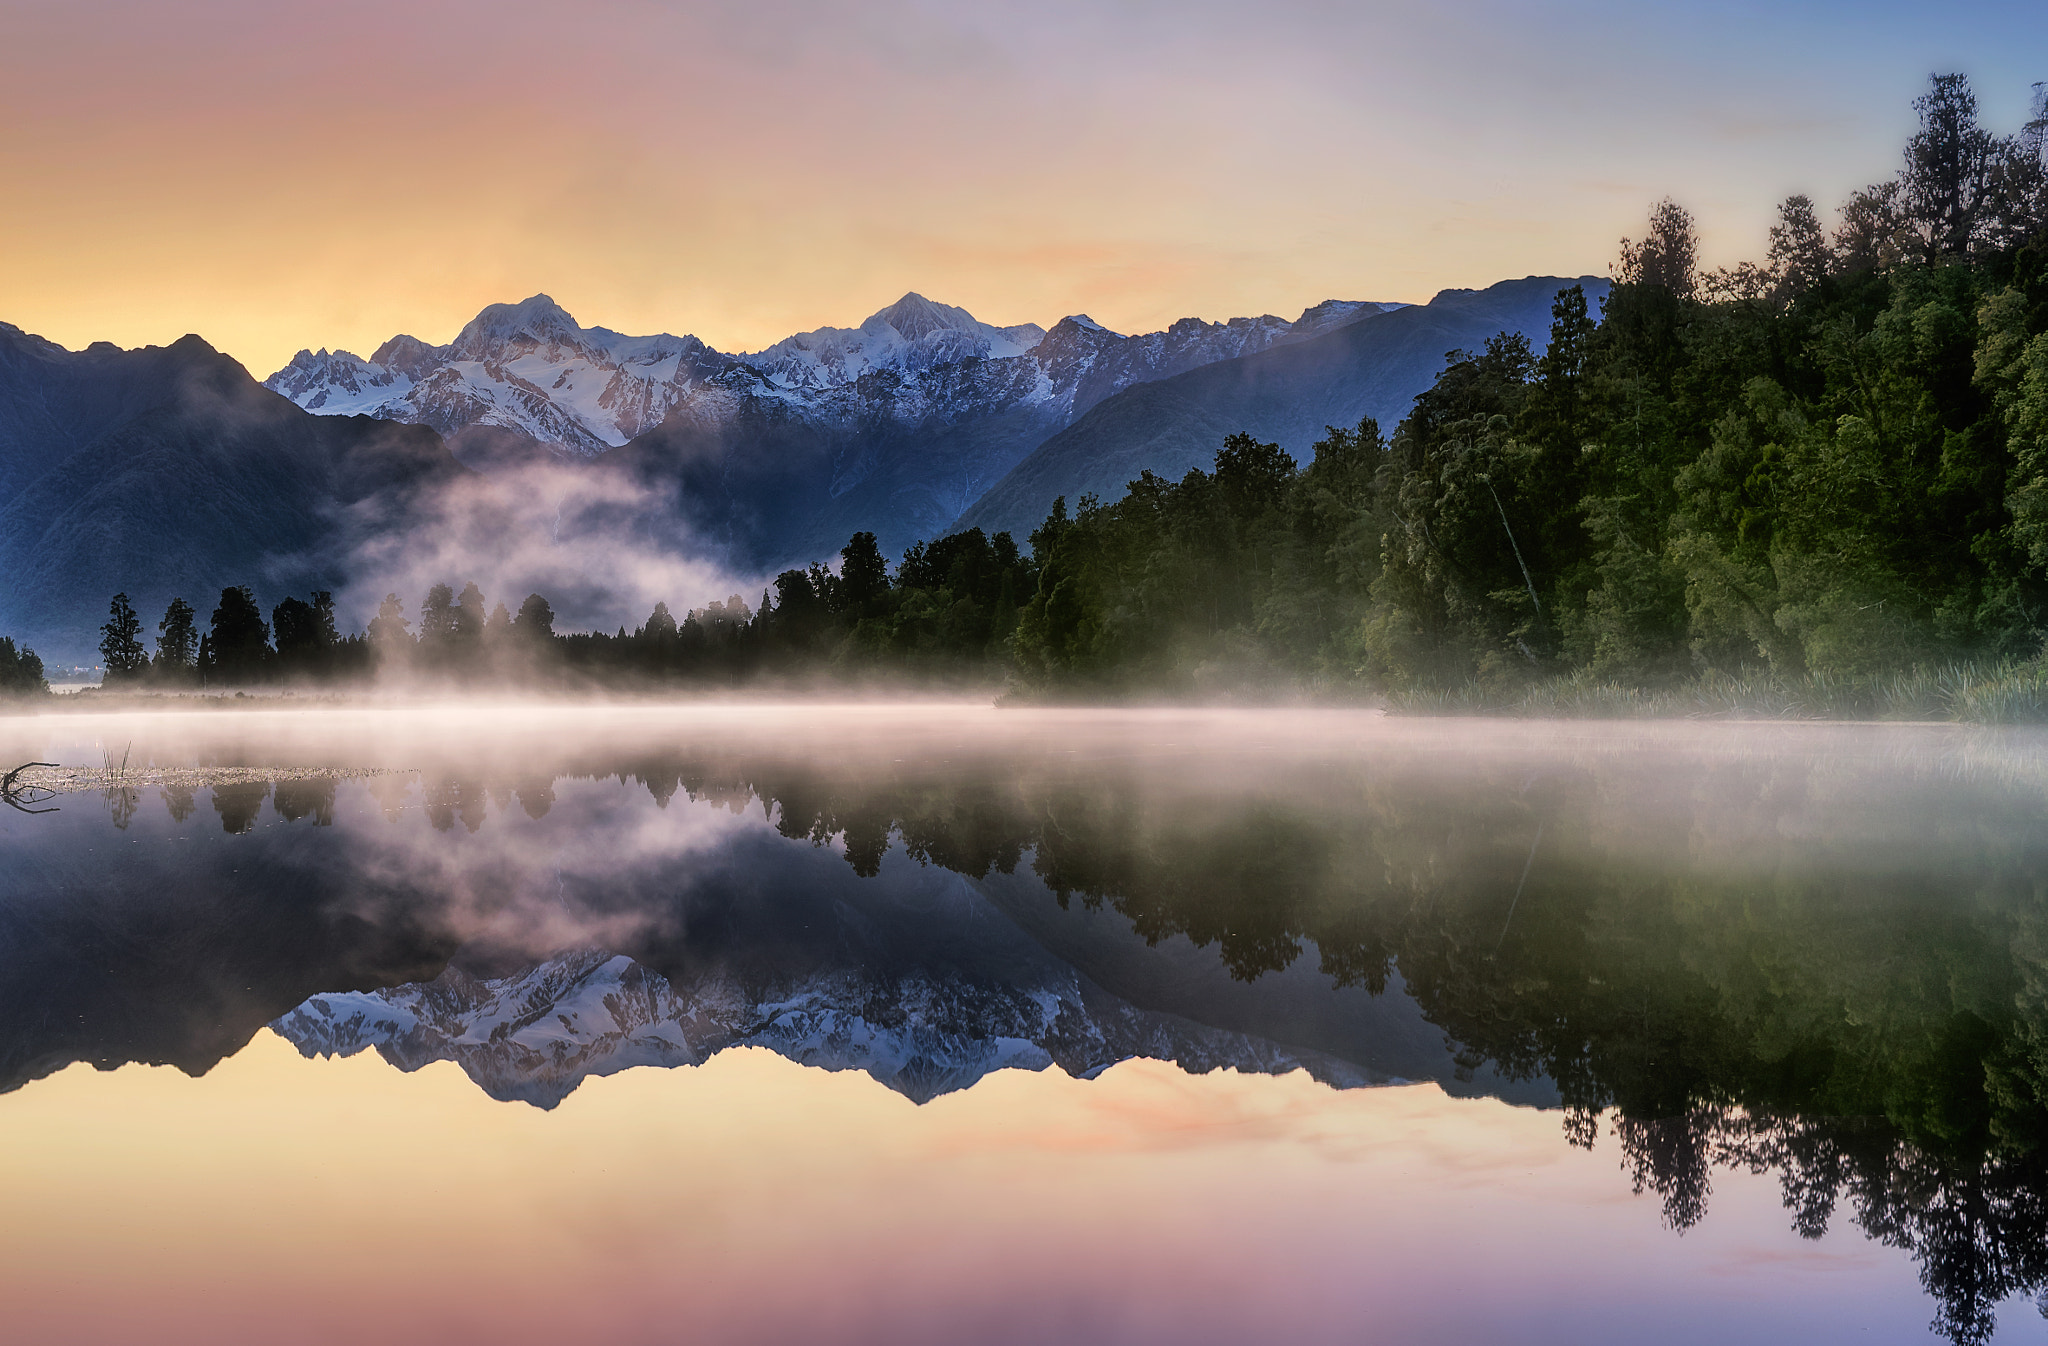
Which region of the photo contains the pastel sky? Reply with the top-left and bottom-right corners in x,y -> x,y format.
4,0 -> 2045,375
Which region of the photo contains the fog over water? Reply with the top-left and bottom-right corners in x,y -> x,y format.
9,703 -> 2048,1343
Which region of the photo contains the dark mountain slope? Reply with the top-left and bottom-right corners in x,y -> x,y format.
0,328 -> 464,664
954,276 -> 1608,540
0,326 -> 246,490
598,355 -> 1070,571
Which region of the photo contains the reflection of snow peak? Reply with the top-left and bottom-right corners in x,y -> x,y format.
264,292 -> 1406,460
272,948 -> 1371,1108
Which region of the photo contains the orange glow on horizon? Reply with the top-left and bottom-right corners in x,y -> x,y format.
0,0 -> 1993,376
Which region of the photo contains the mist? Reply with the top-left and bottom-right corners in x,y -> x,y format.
331,453 -> 758,642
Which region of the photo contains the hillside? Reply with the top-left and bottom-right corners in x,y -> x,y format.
0,326 -> 464,664
953,276 -> 1607,540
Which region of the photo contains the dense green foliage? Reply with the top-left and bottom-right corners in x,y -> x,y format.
1005,77 -> 2048,703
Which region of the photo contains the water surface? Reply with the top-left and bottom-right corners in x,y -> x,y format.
5,704 -> 2048,1344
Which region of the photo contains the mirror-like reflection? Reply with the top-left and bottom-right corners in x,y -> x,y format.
8,707 -> 2048,1342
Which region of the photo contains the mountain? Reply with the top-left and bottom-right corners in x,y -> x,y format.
0,277 -> 1590,661
265,294 -> 731,461
951,276 -> 1610,541
272,946 -> 1375,1108
269,292 -> 1407,566
0,324 -> 465,664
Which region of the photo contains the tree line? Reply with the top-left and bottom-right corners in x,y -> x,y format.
5,73 -> 2044,707
61,522 -> 1037,691
1009,74 -> 2048,704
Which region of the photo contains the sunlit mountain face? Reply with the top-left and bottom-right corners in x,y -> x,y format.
6,705 -> 2048,1343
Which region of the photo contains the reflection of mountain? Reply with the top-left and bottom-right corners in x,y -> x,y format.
0,787 -> 454,1093
16,718 -> 2048,1343
0,777 -> 1496,1109
274,946 -> 1372,1108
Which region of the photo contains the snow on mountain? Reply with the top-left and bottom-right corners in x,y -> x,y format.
265,347 -> 415,418
264,292 -> 1405,465
742,292 -> 1046,393
1280,299 -> 1410,344
271,946 -> 1374,1108
265,295 -> 731,457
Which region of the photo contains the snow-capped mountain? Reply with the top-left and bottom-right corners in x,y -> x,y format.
264,292 -> 1405,465
267,295 -> 730,457
743,292 -> 1047,392
272,947 -> 1374,1108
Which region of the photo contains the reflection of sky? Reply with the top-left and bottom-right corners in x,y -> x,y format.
4,1 -> 2044,374
0,1038 -> 1939,1345
10,705 -> 2048,1337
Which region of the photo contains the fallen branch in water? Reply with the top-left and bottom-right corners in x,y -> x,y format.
2,761 -> 61,814
6,763 -> 403,799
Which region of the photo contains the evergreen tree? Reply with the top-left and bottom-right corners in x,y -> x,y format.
311,591 -> 340,646
418,583 -> 456,669
1901,73 -> 2002,261
1765,194 -> 1834,300
272,593 -> 335,678
453,582 -> 487,667
515,593 -> 555,641
98,593 -> 147,684
207,586 -> 271,684
0,636 -> 47,698
154,598 -> 197,682
834,532 -> 890,620
368,593 -> 411,666
1615,198 -> 1699,299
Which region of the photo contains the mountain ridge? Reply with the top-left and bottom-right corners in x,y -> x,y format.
951,275 -> 1610,541
264,289 -> 1408,471
0,326 -> 467,663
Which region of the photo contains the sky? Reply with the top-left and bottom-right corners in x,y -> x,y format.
3,0 -> 2045,376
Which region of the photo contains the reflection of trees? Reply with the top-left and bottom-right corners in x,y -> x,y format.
1608,1108 -> 2048,1346
112,744 -> 2048,1341
272,778 -> 335,825
210,781 -> 270,834
562,747 -> 2048,1344
103,784 -> 139,831
422,777 -> 488,833
160,783 -> 196,823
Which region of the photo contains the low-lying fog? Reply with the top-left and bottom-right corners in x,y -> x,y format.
9,699 -> 2046,782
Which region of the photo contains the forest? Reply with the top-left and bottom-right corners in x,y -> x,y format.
5,74 -> 2046,713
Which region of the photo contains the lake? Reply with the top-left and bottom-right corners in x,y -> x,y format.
4,703 -> 2047,1344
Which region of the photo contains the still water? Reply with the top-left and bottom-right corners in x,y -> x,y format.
4,704 -> 2048,1344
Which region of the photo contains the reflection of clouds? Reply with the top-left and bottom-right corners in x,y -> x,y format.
312,768 -> 757,960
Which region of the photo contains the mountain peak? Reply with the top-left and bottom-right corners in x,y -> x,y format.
865,292 -> 981,342
448,293 -> 593,362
